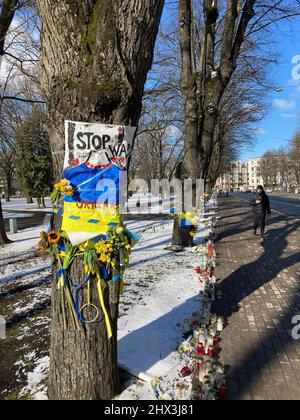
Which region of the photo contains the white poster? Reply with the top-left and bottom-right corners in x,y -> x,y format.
64,121 -> 137,170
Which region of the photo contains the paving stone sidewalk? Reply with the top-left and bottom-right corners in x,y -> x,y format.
214,196 -> 300,400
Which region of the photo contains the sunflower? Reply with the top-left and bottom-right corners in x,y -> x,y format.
38,242 -> 48,253
48,231 -> 62,244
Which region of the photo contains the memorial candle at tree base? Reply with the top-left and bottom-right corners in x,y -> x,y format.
193,327 -> 200,342
217,317 -> 224,332
184,319 -> 191,332
220,384 -> 228,399
207,335 -> 214,347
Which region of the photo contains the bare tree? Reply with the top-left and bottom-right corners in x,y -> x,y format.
261,150 -> 280,188
288,132 -> 300,192
178,0 -> 300,187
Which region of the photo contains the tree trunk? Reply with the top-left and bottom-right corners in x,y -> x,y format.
38,0 -> 164,400
0,198 -> 11,245
0,0 -> 17,68
26,195 -> 33,204
172,216 -> 193,248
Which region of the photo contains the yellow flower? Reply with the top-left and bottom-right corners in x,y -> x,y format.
95,240 -> 107,254
100,254 -> 110,264
116,227 -> 124,235
54,179 -> 74,196
48,231 -> 62,244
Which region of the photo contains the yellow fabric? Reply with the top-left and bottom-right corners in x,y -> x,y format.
62,202 -> 121,233
180,212 -> 198,225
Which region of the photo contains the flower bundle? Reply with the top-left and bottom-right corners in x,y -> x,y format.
38,224 -> 134,336
38,230 -> 62,255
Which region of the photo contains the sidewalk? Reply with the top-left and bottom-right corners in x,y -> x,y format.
215,196 -> 300,400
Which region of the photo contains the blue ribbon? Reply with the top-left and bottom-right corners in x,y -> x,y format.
101,264 -> 109,281
112,274 -> 121,282
57,268 -> 67,279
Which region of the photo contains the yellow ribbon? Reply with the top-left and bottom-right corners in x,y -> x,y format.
97,277 -> 113,340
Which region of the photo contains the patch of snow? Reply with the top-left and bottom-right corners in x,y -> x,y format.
19,356 -> 49,400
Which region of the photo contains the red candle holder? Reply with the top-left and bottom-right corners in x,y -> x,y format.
179,366 -> 194,378
220,385 -> 228,398
197,346 -> 205,357
207,347 -> 215,357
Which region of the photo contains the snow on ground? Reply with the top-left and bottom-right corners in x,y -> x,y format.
0,210 -> 212,400
117,224 -> 209,400
2,197 -> 52,210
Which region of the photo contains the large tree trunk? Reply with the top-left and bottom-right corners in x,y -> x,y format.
4,172 -> 12,202
38,0 -> 164,400
175,0 -> 256,245
179,0 -> 199,180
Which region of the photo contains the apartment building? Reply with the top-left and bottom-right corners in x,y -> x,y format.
247,158 -> 263,189
217,157 -> 263,191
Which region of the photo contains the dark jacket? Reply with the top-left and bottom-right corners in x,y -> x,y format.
250,191 -> 271,216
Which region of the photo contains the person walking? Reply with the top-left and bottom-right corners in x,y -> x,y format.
250,185 -> 271,239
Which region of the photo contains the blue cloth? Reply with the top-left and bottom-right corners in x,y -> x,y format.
64,163 -> 125,205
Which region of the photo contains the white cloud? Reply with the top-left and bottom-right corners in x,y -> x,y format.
273,99 -> 296,110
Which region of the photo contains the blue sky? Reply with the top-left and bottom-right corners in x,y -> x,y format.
240,22 -> 300,160
159,3 -> 300,162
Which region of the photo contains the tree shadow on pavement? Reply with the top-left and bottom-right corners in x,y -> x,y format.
214,207 -> 300,400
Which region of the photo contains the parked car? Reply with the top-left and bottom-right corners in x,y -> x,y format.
266,188 -> 273,193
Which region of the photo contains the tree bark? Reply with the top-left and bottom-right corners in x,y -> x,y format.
172,216 -> 193,248
38,0 -> 164,400
0,197 -> 11,245
179,0 -> 256,184
0,0 -> 18,67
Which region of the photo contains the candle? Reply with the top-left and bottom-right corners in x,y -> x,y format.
197,345 -> 205,357
207,335 -> 214,347
220,384 -> 228,399
217,317 -> 224,332
207,346 -> 215,357
184,319 -> 191,332
192,312 -> 200,322
213,337 -> 219,348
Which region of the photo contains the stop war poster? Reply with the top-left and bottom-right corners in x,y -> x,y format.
64,120 -> 137,170
62,121 -> 137,245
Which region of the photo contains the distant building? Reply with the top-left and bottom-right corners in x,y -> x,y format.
217,157 -> 263,191
247,158 -> 263,189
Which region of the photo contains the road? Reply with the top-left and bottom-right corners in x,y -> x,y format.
233,192 -> 300,218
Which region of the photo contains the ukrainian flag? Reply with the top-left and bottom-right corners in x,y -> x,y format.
62,163 -> 123,234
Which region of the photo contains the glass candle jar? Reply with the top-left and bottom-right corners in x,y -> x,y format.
217,317 -> 224,332
184,319 -> 191,332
